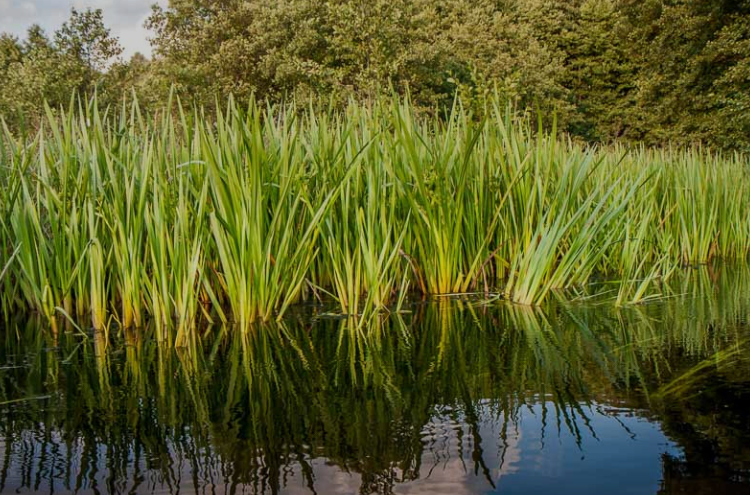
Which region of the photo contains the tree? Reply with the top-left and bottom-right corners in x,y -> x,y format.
2,0 -> 748,149
0,9 -> 124,131
55,8 -> 123,93
620,0 -> 750,148
145,0 -> 569,112
0,34 -> 22,71
0,25 -> 75,128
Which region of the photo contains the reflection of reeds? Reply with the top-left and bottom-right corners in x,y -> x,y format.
654,341 -> 747,401
1,267 -> 750,492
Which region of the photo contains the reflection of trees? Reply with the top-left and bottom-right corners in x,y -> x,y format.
1,265 -> 749,493
658,368 -> 750,495
654,337 -> 750,494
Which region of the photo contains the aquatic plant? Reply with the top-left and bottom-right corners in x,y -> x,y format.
0,95 -> 749,340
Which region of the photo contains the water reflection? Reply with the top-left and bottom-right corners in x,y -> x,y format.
1,266 -> 750,494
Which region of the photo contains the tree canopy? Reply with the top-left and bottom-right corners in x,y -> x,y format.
1,1 -> 749,150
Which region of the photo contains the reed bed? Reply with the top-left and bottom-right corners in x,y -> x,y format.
0,96 -> 748,342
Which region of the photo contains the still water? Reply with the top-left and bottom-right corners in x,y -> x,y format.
1,267 -> 750,494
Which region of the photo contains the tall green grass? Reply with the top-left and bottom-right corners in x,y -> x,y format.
0,95 -> 748,341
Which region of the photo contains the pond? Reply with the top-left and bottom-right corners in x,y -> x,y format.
1,266 -> 750,494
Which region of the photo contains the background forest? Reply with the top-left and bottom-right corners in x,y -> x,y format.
1,0 -> 749,150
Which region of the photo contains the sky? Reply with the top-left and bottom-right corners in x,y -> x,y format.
0,0 -> 167,59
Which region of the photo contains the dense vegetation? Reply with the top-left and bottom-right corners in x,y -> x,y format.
1,0 -> 749,149
1,1 -> 749,343
0,96 -> 748,343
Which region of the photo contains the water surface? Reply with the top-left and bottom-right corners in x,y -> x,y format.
2,267 -> 750,494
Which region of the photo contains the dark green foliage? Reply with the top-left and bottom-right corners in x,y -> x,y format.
619,0 -> 750,148
1,1 -> 750,149
0,8 -> 123,130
